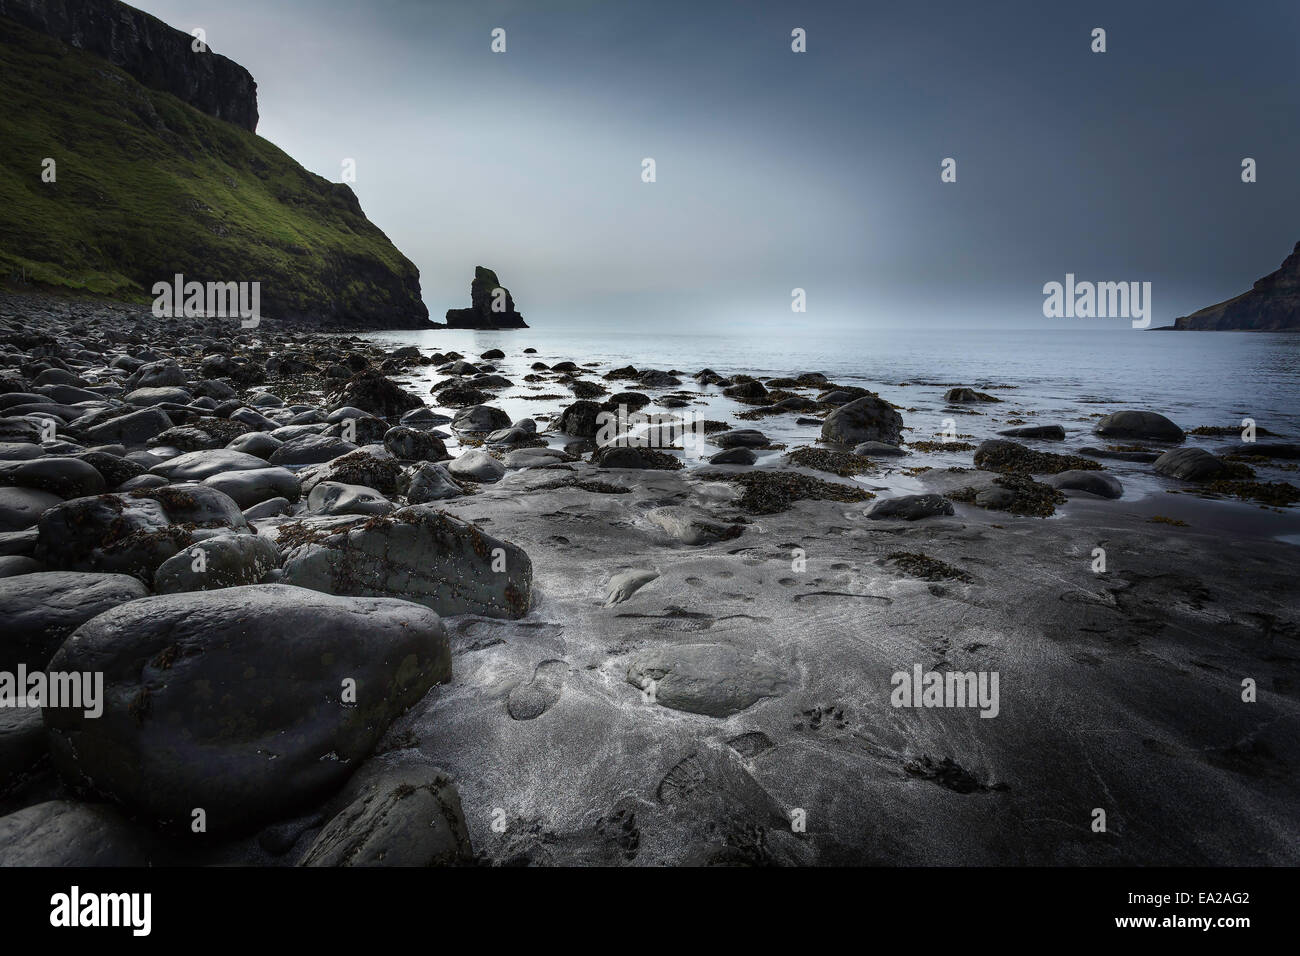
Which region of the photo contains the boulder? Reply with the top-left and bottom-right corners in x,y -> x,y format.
297,759 -> 472,867
821,396 -> 903,446
446,449 -> 505,484
866,494 -> 955,521
1046,470 -> 1124,499
149,448 -> 271,482
0,570 -> 149,670
307,481 -> 395,516
0,457 -> 107,499
279,505 -> 532,618
0,801 -> 165,866
1094,410 -> 1185,442
45,585 -> 452,832
269,434 -> 359,467
153,533 -> 282,593
383,426 -> 447,462
406,463 -> 464,504
1153,447 -> 1230,482
202,466 -> 302,508
33,484 -> 249,581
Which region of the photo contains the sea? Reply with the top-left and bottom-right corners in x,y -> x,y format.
359,326 -> 1300,542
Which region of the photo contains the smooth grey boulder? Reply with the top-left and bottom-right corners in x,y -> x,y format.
33,484 -> 249,581
0,570 -> 149,670
153,533 -> 281,593
82,407 -> 173,445
399,407 -> 452,428
297,759 -> 472,867
226,431 -> 283,459
821,395 -> 904,446
502,447 -> 571,469
242,497 -> 292,521
0,442 -> 45,461
451,404 -> 511,434
1153,447 -> 1230,481
447,448 -> 506,483
0,486 -> 62,531
45,585 -> 452,832
712,429 -> 769,449
626,643 -> 792,717
0,555 -> 43,577
307,481 -> 395,516
0,456 -> 106,499
280,505 -> 532,619
405,463 -> 463,504
202,466 -> 301,508
150,448 -> 271,482
1047,470 -> 1124,498
125,386 -> 191,406
269,434 -> 359,466
866,494 -> 956,521
0,801 -> 166,867
1094,410 -> 1185,442
707,447 -> 757,465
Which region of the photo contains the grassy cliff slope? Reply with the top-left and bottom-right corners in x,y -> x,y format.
0,14 -> 430,328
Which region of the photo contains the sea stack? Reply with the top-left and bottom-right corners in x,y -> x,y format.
445,266 -> 529,329
1173,240 -> 1300,331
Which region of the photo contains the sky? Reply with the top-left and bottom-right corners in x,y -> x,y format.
134,0 -> 1299,330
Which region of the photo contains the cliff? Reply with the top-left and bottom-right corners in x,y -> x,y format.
445,266 -> 529,329
0,5 -> 431,329
0,0 -> 258,132
1173,241 -> 1300,331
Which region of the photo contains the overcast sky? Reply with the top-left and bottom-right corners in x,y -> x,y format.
135,0 -> 1299,329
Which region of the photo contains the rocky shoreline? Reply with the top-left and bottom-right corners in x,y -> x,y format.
0,290 -> 1296,866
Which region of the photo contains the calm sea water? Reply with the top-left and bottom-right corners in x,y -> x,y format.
361,325 -> 1300,522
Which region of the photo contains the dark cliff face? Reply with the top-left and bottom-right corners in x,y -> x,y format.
1174,242 -> 1300,331
0,0 -> 258,132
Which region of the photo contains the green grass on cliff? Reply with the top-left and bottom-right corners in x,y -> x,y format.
0,15 -> 425,322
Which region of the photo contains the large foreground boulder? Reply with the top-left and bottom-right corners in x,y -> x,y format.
44,585 -> 452,832
279,505 -> 532,618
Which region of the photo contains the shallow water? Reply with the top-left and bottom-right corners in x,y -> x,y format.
360,325 -> 1300,536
